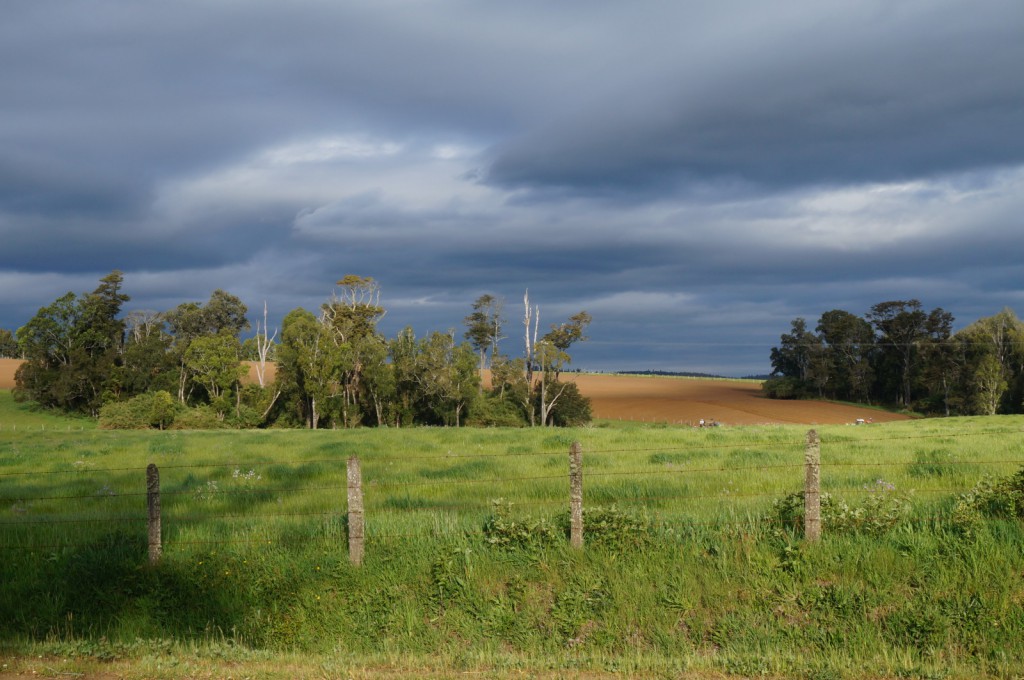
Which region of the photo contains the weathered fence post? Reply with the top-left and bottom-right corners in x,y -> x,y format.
804,429 -> 821,542
347,456 -> 364,566
146,463 -> 162,565
569,441 -> 583,549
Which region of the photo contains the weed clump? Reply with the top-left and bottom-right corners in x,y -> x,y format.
773,479 -> 912,536
482,500 -> 653,551
482,499 -> 560,550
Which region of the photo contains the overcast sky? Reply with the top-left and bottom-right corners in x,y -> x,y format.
2,1 -> 1022,376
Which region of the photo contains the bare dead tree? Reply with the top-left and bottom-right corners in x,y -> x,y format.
523,290 -> 540,426
253,301 -> 278,389
124,310 -> 163,345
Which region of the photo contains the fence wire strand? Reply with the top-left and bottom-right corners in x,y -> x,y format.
4,426 -> 1024,555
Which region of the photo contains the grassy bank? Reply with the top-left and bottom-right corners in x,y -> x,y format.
3,391 -> 1024,678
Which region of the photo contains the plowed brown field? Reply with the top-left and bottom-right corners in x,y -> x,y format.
0,359 -> 908,425
0,359 -> 17,390
571,373 -> 908,425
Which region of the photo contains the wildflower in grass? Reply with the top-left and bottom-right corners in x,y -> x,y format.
865,479 -> 896,493
232,468 -> 263,495
194,480 -> 219,501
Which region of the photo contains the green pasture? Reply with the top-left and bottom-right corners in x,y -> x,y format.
3,389 -> 1024,678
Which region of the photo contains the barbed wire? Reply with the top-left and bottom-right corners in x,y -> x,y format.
0,480 -> 989,532
1,502 -> 1014,553
2,426 -> 1020,482
6,453 -> 1024,505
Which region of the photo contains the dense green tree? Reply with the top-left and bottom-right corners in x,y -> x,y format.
359,336 -> 395,426
768,303 -> 958,411
867,300 -> 929,407
278,308 -> 341,429
119,314 -> 176,397
388,327 -> 421,427
488,354 -> 532,424
414,331 -> 479,426
14,292 -> 80,408
539,380 -> 592,427
816,309 -> 875,401
918,318 -> 963,416
15,271 -> 130,415
0,329 -> 19,358
184,333 -> 246,417
769,318 -> 821,389
165,290 -> 249,403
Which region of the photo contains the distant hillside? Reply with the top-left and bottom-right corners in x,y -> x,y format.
615,369 -> 763,380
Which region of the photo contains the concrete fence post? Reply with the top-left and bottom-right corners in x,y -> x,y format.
146,463 -> 162,565
804,429 -> 821,542
347,456 -> 364,566
569,441 -> 583,549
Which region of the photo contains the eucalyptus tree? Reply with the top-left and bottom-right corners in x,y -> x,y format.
955,308 -> 1024,414
542,311 -> 591,380
321,275 -> 387,427
464,293 -> 505,372
534,340 -> 571,426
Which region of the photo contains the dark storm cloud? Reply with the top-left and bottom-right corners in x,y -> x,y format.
487,1 -> 1024,195
1,0 -> 1023,375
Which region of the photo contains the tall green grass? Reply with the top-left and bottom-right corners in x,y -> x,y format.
3,390 -> 1024,678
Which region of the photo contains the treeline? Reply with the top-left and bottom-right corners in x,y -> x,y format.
766,300 -> 1024,416
8,272 -> 592,429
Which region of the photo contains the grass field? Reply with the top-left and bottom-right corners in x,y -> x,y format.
3,390 -> 1024,678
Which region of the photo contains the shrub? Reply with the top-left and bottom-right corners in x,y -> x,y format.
466,395 -> 528,427
761,376 -> 806,399
169,404 -> 229,429
98,391 -> 179,430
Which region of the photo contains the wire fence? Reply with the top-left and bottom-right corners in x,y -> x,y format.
2,427 -> 1023,561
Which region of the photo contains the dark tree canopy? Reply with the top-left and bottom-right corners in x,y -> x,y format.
766,302 -> 1024,417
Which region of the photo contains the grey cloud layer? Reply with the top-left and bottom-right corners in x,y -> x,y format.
1,0 -> 1022,375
